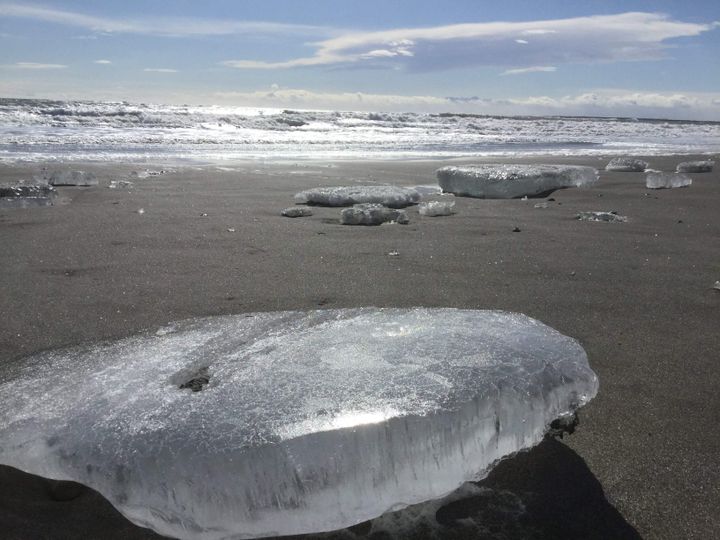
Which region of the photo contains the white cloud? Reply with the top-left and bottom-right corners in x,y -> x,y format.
3,62 -> 67,69
94,59 -> 111,64
222,12 -> 716,72
143,68 -> 178,73
502,66 -> 556,75
0,2 -> 334,37
212,86 -> 720,120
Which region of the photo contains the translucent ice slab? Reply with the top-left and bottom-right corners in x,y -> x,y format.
437,164 -> 598,199
294,186 -> 420,208
0,308 -> 598,539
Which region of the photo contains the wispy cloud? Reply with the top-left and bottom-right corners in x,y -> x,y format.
93,59 -> 111,65
222,12 -> 716,72
143,68 -> 177,73
3,62 -> 67,69
502,66 -> 556,75
0,2 -> 334,37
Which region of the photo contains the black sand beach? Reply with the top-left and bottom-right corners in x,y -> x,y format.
1,155 -> 718,539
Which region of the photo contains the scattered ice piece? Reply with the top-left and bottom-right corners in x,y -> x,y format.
605,157 -> 648,172
0,180 -> 57,208
108,180 -> 133,189
0,308 -> 598,540
576,211 -> 627,223
137,208 -> 145,214
534,202 -> 549,209
227,228 -> 235,232
294,186 -> 420,208
200,212 -> 208,217
646,171 -> 692,189
437,164 -> 598,199
410,185 -> 444,197
418,200 -> 455,216
713,281 -> 720,291
512,226 -> 521,232
281,206 -> 313,218
676,160 -> 714,173
340,203 -> 409,225
387,250 -> 400,256
131,169 -> 167,179
521,196 -> 528,201
47,170 -> 98,186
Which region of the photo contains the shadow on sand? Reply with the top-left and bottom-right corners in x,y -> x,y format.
0,438 -> 639,540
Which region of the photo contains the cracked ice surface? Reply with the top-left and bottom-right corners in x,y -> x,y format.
0,308 -> 598,540
437,164 -> 598,199
294,185 -> 420,208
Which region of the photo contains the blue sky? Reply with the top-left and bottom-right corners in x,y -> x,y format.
1,1 -> 719,119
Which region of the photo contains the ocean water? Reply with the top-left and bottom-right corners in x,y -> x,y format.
1,98 -> 719,163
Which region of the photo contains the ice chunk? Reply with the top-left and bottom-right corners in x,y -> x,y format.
605,157 -> 648,172
418,200 -> 455,216
340,203 -> 409,225
0,308 -> 597,540
47,170 -> 98,186
576,211 -> 627,223
281,206 -> 313,218
437,164 -> 598,199
294,186 -> 420,208
0,180 -> 57,208
676,160 -> 714,173
646,171 -> 692,189
108,180 -> 134,189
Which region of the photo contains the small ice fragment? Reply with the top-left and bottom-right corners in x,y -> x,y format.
534,202 -> 549,209
437,164 -> 598,199
281,206 -> 313,218
137,208 -> 145,214
340,203 -> 409,225
387,250 -> 400,256
676,160 -> 714,173
418,201 -> 455,216
713,281 -> 720,291
521,196 -> 528,201
645,171 -> 692,189
294,186 -> 420,208
0,308 -> 598,540
576,211 -> 627,223
410,185 -> 443,197
108,180 -> 133,189
605,158 -> 648,172
227,228 -> 235,232
131,169 -> 167,178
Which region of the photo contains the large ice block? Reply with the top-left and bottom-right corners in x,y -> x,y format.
437,164 -> 598,199
294,185 -> 420,208
605,157 -> 648,172
0,308 -> 598,540
646,171 -> 692,189
676,160 -> 714,173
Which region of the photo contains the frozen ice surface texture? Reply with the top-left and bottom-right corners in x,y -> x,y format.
0,308 -> 598,540
676,160 -> 714,173
576,211 -> 627,223
340,203 -> 409,225
294,186 -> 420,208
418,200 -> 455,216
605,157 -> 649,172
646,171 -> 692,189
47,170 -> 98,186
437,164 -> 598,199
281,206 -> 313,218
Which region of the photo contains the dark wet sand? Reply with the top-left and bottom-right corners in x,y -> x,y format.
1,155 -> 718,539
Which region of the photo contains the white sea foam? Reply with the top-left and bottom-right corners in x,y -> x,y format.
1,99 -> 719,163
